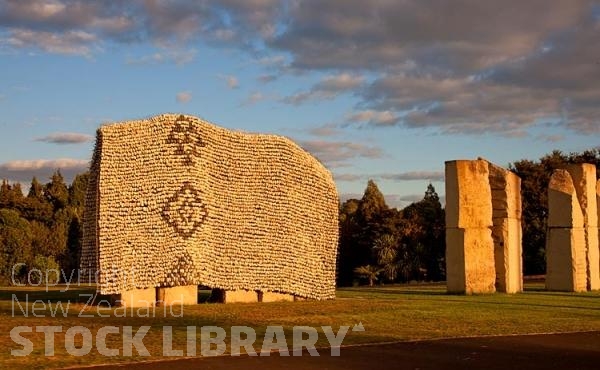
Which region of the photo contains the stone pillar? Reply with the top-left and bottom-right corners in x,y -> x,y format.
561,164 -> 600,290
445,160 -> 496,294
546,170 -> 587,292
488,164 -> 523,293
156,285 -> 198,305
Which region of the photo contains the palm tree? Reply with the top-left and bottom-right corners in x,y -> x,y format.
353,265 -> 383,287
373,234 -> 399,282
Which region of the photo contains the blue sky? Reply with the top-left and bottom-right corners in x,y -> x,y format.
0,0 -> 598,208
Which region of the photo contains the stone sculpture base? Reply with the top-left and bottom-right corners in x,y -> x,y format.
223,289 -> 259,303
157,285 -> 198,305
260,291 -> 295,302
112,287 -> 156,307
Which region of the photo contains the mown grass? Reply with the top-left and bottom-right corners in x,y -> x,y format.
1,283 -> 599,369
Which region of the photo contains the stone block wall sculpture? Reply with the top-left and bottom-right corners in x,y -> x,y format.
445,160 -> 496,294
546,169 -> 587,292
445,159 -> 523,294
489,163 -> 523,294
80,114 -> 339,306
559,164 -> 600,290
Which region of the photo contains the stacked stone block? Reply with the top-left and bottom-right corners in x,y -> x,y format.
80,114 -> 339,306
157,285 -> 198,306
546,169 -> 587,292
260,291 -> 295,302
223,290 -> 259,303
488,163 -> 523,293
560,164 -> 600,290
445,160 -> 496,294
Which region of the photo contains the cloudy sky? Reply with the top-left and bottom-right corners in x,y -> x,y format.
1,0 -> 599,208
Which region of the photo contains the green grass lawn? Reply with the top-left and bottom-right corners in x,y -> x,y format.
1,283 -> 599,369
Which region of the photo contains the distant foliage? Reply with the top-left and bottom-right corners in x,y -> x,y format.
510,148 -> 600,275
0,171 -> 88,284
353,265 -> 383,287
338,180 -> 445,286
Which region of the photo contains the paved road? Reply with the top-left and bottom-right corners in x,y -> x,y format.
74,331 -> 600,370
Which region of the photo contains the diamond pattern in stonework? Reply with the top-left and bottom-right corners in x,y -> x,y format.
162,182 -> 207,239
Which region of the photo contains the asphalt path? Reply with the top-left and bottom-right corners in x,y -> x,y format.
71,331 -> 600,370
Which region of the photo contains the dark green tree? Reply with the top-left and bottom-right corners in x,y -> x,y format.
0,209 -> 33,284
353,265 -> 383,287
68,172 -> 89,210
337,180 -> 404,286
27,177 -> 44,200
20,177 -> 53,224
337,198 -> 361,286
357,180 -> 388,223
373,234 -> 399,281
64,214 -> 82,280
0,180 -> 24,209
44,171 -> 69,211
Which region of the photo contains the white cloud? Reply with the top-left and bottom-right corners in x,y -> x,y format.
345,110 -> 399,127
299,139 -> 382,168
307,125 -> 341,137
240,91 -> 265,106
334,173 -> 363,182
176,91 -> 192,103
257,74 -> 278,83
4,29 -> 98,57
333,170 -> 444,182
219,74 -> 239,89
126,48 -> 197,66
34,132 -> 93,144
257,55 -> 286,66
380,171 -> 444,182
535,134 -> 564,143
282,73 -> 364,105
1,1 -> 598,135
0,158 -> 89,183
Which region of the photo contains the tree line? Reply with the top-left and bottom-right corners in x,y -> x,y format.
0,172 -> 88,284
0,148 -> 598,286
